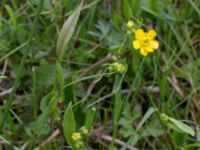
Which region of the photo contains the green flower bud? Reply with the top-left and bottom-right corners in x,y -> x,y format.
72,132 -> 81,141
116,64 -> 126,74
81,127 -> 89,136
127,20 -> 135,29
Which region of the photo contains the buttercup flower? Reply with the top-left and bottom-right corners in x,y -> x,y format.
132,29 -> 159,56
72,132 -> 81,141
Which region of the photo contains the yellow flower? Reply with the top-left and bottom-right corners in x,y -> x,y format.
72,132 -> 81,141
132,29 -> 159,56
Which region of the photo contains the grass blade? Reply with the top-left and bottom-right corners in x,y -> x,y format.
0,0 -> 44,131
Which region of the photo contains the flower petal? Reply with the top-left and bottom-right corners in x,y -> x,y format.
135,29 -> 145,40
132,40 -> 141,49
147,29 -> 157,40
145,46 -> 154,52
140,47 -> 148,56
150,40 -> 159,49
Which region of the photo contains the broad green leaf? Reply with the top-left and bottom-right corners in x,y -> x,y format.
84,107 -> 96,130
56,1 -> 83,62
63,102 -> 76,147
136,107 -> 156,131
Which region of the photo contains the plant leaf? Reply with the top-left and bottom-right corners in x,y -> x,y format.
114,88 -> 122,123
136,107 -> 156,132
160,113 -> 195,137
5,5 -> 17,26
56,1 -> 83,62
122,0 -> 132,21
168,117 -> 195,136
84,108 -> 96,130
63,102 -> 76,147
113,72 -> 126,93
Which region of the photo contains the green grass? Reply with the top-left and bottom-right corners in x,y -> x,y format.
0,0 -> 200,149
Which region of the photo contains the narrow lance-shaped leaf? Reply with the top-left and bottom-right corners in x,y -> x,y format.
160,113 -> 195,137
122,0 -> 132,21
84,107 -> 96,130
136,107 -> 156,132
168,117 -> 195,137
56,0 -> 83,62
63,102 -> 76,147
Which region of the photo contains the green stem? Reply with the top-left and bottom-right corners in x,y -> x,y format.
110,82 -> 122,149
0,0 -> 44,131
110,122 -> 118,149
32,67 -> 37,119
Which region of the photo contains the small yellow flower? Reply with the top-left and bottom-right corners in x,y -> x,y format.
72,132 -> 81,141
132,29 -> 159,56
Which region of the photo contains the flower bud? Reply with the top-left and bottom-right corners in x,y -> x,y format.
127,20 -> 135,29
72,132 -> 81,141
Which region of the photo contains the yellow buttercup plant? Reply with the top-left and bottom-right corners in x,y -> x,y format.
132,29 -> 159,56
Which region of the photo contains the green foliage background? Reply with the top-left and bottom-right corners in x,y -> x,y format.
0,0 -> 200,149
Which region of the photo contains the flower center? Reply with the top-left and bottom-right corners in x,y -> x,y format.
142,39 -> 149,47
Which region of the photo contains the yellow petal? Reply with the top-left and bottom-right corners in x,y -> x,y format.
140,47 -> 148,56
135,29 -> 145,40
147,29 -> 157,40
132,40 -> 141,49
150,40 -> 159,49
145,46 -> 154,52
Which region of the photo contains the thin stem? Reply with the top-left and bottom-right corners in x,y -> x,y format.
32,67 -> 37,119
79,53 -> 112,78
0,0 -> 44,131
